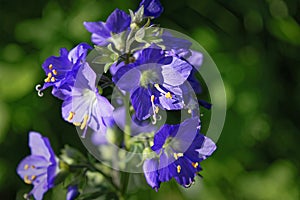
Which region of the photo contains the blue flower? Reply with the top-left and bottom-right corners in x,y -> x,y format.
143,158 -> 160,191
143,118 -> 216,190
163,37 -> 212,110
61,62 -> 114,138
139,0 -> 164,18
113,47 -> 193,121
84,9 -> 131,45
162,31 -> 206,96
66,185 -> 80,200
17,132 -> 59,200
40,43 -> 92,100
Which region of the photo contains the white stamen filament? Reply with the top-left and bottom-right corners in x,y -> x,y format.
35,84 -> 44,97
150,95 -> 160,124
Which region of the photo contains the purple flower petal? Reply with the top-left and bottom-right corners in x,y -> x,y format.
157,86 -> 183,110
173,157 -> 199,186
139,0 -> 164,18
106,9 -> 131,34
68,43 -> 92,63
40,43 -> 91,100
96,95 -> 114,117
161,57 -> 192,86
152,124 -> 179,152
31,179 -> 48,200
162,31 -> 192,51
185,69 -> 203,94
29,132 -> 53,161
186,50 -> 203,70
84,9 -> 130,45
158,151 -> 176,182
17,156 -> 48,179
143,158 -> 161,191
83,21 -> 110,45
73,62 -> 97,90
196,136 -> 217,160
130,87 -> 152,120
67,185 -> 80,200
114,66 -> 141,91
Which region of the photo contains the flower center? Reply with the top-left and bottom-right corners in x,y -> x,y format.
162,136 -> 173,149
67,89 -> 96,131
44,64 -> 58,83
140,70 -> 159,87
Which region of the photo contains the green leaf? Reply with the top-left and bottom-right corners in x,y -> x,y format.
77,187 -> 115,200
93,55 -> 114,64
54,170 -> 70,186
94,45 -> 114,55
60,145 -> 86,165
135,28 -> 145,43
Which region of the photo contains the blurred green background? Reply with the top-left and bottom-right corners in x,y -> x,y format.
0,0 -> 299,199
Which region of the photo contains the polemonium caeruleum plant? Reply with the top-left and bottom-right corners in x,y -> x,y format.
18,0 -> 220,199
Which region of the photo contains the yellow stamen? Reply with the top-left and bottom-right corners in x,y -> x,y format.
31,175 -> 36,181
177,153 -> 184,157
51,77 -> 56,82
80,115 -> 89,130
188,109 -> 192,114
177,165 -> 181,173
52,69 -> 58,75
165,92 -> 172,99
48,64 -> 53,70
174,153 -> 184,160
73,122 -> 81,126
67,112 -> 75,121
174,153 -> 178,160
44,72 -> 52,83
31,165 -> 36,169
44,77 -> 50,83
155,106 -> 159,114
154,84 -> 159,88
24,164 -> 29,170
151,95 -> 155,102
192,162 -> 199,168
24,175 -> 32,184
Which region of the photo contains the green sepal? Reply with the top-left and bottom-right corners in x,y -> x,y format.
93,44 -> 119,73
129,6 -> 144,29
142,146 -> 157,161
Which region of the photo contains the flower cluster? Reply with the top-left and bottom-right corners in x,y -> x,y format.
17,0 -> 217,199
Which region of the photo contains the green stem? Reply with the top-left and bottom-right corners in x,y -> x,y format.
124,93 -> 132,150
119,93 -> 132,198
120,172 -> 130,197
69,163 -> 119,192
